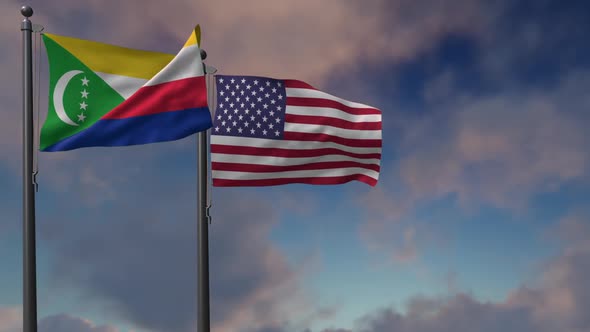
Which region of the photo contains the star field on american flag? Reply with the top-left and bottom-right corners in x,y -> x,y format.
213,76 -> 285,139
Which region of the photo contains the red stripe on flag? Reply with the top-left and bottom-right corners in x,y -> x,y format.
102,76 -> 208,119
213,174 -> 378,187
285,114 -> 382,130
283,79 -> 318,90
286,97 -> 381,115
212,161 -> 380,173
283,132 -> 382,148
211,144 -> 381,159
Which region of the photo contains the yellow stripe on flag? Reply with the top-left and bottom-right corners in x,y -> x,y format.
183,25 -> 201,48
44,33 -> 174,79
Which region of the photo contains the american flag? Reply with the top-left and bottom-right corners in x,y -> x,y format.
210,75 -> 382,186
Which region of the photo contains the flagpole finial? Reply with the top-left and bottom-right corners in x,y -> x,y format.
200,49 -> 207,61
21,5 -> 33,18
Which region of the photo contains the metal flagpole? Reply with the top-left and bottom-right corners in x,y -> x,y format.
20,5 -> 38,332
197,48 -> 212,332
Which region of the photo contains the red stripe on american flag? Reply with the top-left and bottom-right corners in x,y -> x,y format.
212,161 -> 380,173
211,144 -> 381,159
283,132 -> 382,148
286,97 -> 380,115
102,76 -> 208,119
285,114 -> 382,130
283,79 -> 318,90
213,174 -> 378,187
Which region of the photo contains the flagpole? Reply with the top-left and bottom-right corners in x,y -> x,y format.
20,5 -> 38,332
197,48 -> 211,332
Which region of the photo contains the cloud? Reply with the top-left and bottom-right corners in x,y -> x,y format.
38,168 -> 315,332
39,314 -> 119,332
0,307 -> 20,332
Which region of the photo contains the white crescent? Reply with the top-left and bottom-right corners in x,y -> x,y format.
53,70 -> 83,126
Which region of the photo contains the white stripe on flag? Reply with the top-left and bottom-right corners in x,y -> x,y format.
96,72 -> 146,99
211,153 -> 380,166
285,106 -> 382,122
286,88 -> 374,108
212,167 -> 379,181
144,44 -> 204,86
210,136 -> 382,154
284,123 -> 382,140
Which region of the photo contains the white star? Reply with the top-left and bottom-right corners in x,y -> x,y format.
259,87 -> 264,92
275,130 -> 280,136
270,99 -> 276,104
270,111 -> 275,116
81,89 -> 89,98
215,126 -> 220,132
231,91 -> 236,96
225,84 -> 230,90
250,103 -> 255,108
230,78 -> 235,84
246,84 -> 252,90
266,81 -> 271,86
236,97 -> 241,102
225,97 -> 230,102
257,97 -> 262,102
224,109 -> 229,114
272,88 -> 277,93
269,123 -> 274,129
219,103 -> 224,108
275,117 -> 281,123
218,78 -> 224,83
222,120 -> 226,126
244,121 -> 249,127
240,90 -> 245,95
220,91 -> 225,96
278,95 -> 283,100
229,103 -> 235,108
77,113 -> 86,122
262,116 -> 268,122
277,106 -> 282,111
226,127 -> 231,132
241,78 -> 246,84
263,104 -> 269,109
245,109 -> 250,114
232,121 -> 237,127
79,101 -> 88,110
240,103 -> 245,108
217,115 -> 222,120
246,97 -> 250,102
256,110 -> 262,115
238,127 -> 243,133
250,115 -> 255,121
81,77 -> 89,86
228,115 -> 233,120
254,80 -> 259,85
234,109 -> 239,114
252,91 -> 257,96
263,129 -> 268,135
265,93 -> 270,98
250,129 -> 255,134
235,84 -> 240,90
277,82 -> 282,87
239,115 -> 244,120
256,122 -> 262,128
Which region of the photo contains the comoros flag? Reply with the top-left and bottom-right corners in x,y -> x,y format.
40,27 -> 212,152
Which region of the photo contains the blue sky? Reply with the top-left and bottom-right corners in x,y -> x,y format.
1,0 -> 590,331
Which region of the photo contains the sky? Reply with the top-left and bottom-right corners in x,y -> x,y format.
1,0 -> 590,331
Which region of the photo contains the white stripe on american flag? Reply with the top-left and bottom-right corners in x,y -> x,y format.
213,167 -> 380,181
211,76 -> 382,187
211,136 -> 382,155
286,106 -> 382,123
